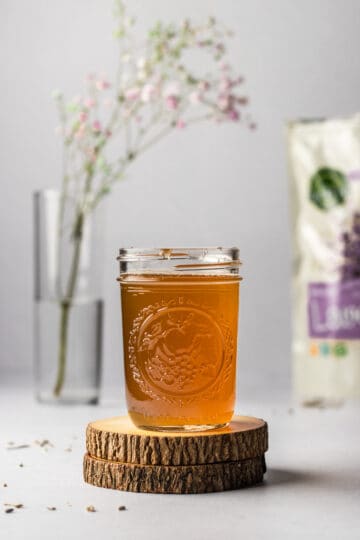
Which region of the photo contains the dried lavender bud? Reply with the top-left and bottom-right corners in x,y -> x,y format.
4,503 -> 24,509
3,483 -> 7,487
19,463 -> 24,468
342,232 -> 350,243
35,440 -> 53,448
6,444 -> 30,450
340,212 -> 360,280
86,505 -> 96,512
118,505 -> 126,511
47,507 -> 57,511
5,508 -> 14,513
303,398 -> 325,408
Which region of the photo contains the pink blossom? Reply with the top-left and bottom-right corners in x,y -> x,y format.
86,73 -> 96,82
84,97 -> 96,109
79,111 -> 88,123
163,81 -> 180,98
176,119 -> 186,129
219,62 -> 230,72
92,120 -> 102,132
141,83 -> 156,103
217,95 -> 231,111
75,124 -> 86,139
124,86 -> 140,101
219,77 -> 231,92
165,95 -> 179,110
198,81 -> 210,92
189,91 -> 201,105
96,79 -> 110,90
228,109 -> 239,121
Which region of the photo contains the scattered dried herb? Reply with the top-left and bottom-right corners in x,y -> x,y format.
19,463 -> 24,468
4,503 -> 24,509
47,507 -> 57,511
3,483 -> 8,487
86,505 -> 96,512
303,398 -> 325,408
35,439 -> 53,448
64,447 -> 72,452
5,508 -> 14,514
118,505 -> 126,511
6,444 -> 30,450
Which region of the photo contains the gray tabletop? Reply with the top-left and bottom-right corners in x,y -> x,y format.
1,378 -> 359,540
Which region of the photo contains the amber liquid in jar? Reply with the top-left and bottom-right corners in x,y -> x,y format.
120,273 -> 240,431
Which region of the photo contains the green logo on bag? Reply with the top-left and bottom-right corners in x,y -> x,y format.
310,167 -> 347,210
333,342 -> 348,358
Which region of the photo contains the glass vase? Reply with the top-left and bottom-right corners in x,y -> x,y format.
33,190 -> 103,404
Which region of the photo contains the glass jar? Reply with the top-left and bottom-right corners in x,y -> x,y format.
117,247 -> 241,431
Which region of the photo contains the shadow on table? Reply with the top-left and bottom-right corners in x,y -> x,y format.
264,467 -> 358,492
265,468 -> 314,486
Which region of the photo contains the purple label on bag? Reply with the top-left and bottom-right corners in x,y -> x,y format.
308,280 -> 360,339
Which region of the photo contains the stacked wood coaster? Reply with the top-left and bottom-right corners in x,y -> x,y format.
83,415 -> 268,494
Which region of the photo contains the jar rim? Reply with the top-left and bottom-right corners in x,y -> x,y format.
117,247 -> 240,262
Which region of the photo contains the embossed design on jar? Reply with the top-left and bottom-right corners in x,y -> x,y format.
128,299 -> 235,404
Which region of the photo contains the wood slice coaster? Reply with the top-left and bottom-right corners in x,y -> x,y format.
84,415 -> 268,494
83,453 -> 266,494
86,415 -> 268,465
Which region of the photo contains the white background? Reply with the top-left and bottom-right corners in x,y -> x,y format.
2,0 -> 360,395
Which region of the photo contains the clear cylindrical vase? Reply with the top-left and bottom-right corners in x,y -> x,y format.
33,190 -> 103,404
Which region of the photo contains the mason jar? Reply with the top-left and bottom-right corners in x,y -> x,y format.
117,247 -> 241,431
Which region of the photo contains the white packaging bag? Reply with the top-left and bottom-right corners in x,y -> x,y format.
288,114 -> 360,403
